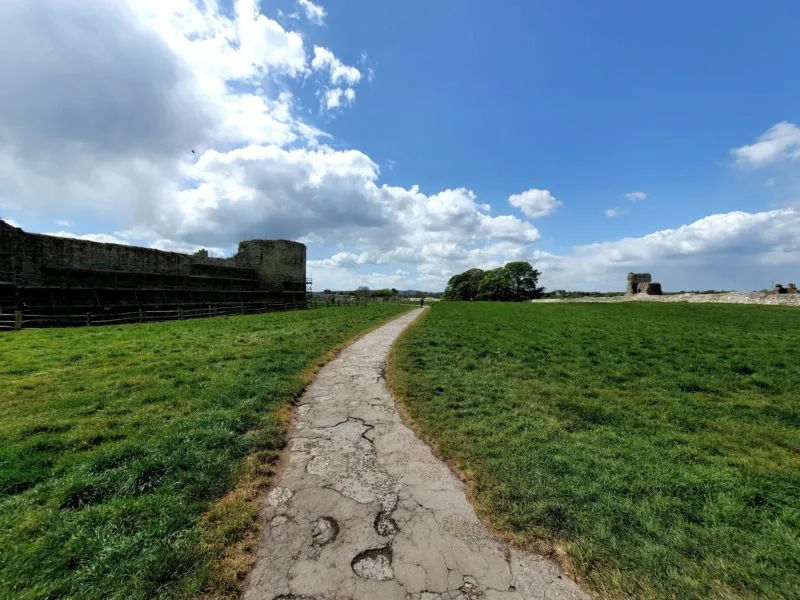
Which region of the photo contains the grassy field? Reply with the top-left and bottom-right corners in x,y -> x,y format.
390,302 -> 799,600
0,304 -> 410,600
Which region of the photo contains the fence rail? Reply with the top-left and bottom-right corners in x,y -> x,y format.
1,301 -> 306,331
0,296 -> 418,332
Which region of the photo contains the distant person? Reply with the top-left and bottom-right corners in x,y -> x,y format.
420,298 -> 424,308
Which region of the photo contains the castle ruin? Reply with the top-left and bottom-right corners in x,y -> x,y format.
626,272 -> 662,295
0,220 -> 308,322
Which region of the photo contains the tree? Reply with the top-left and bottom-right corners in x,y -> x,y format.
476,268 -> 515,301
355,285 -> 370,297
503,261 -> 542,300
443,268 -> 485,300
444,262 -> 543,301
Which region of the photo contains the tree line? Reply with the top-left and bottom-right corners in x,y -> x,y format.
443,262 -> 543,301
322,286 -> 400,298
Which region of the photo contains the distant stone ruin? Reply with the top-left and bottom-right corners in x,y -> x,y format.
626,272 -> 663,296
770,283 -> 798,295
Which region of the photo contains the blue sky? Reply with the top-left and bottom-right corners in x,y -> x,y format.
1,0 -> 799,291
319,0 -> 799,244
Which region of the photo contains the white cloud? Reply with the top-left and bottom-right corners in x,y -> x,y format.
309,207 -> 800,293
296,232 -> 324,245
55,219 -> 73,227
625,191 -> 647,201
535,209 -> 800,292
2,217 -> 21,228
44,231 -> 131,245
324,87 -> 356,109
148,238 -> 227,257
311,46 -> 361,86
310,250 -> 382,268
508,188 -> 561,219
3,0 -> 795,294
732,121 -> 800,167
605,207 -> 628,218
297,0 -> 326,25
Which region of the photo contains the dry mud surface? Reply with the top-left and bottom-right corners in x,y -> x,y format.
531,292 -> 800,306
245,308 -> 590,600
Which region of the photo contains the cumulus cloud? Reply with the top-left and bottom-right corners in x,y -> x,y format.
311,46 -> 361,86
536,209 -> 800,292
508,188 -> 561,219
625,191 -> 647,201
310,46 -> 361,111
297,0 -> 326,25
324,87 -> 356,110
44,231 -> 131,245
605,207 -> 628,218
0,0 -> 541,290
147,238 -> 227,257
2,0 -> 795,294
732,121 -> 800,167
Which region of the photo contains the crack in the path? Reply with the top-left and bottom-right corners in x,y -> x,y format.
244,310 -> 590,600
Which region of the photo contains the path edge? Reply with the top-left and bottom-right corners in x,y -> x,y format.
202,305 -> 418,599
385,305 -> 594,598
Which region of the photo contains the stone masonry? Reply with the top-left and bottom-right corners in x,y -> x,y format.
627,272 -> 662,295
0,219 -> 307,314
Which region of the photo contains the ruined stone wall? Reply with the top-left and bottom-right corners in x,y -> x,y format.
0,219 -> 307,313
233,239 -> 307,293
0,219 -> 249,286
626,272 -> 652,295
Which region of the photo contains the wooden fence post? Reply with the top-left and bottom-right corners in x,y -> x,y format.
178,307 -> 183,320
14,311 -> 22,330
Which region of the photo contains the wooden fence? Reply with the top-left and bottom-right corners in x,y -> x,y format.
1,302 -> 304,331
0,297 -> 417,331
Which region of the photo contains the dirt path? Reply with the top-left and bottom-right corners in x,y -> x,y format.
244,308 -> 590,600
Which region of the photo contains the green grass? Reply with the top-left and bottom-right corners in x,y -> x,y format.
0,305 -> 410,600
390,302 -> 800,600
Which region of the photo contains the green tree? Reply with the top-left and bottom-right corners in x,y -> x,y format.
444,268 -> 485,300
503,261 -> 542,300
444,262 -> 543,301
476,268 -> 515,301
373,288 -> 396,298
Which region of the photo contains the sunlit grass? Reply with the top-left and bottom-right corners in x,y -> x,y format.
390,302 -> 800,600
0,305 -> 410,599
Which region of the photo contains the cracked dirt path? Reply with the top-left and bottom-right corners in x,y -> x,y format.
245,308 -> 591,600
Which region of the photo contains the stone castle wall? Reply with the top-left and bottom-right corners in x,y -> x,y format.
626,272 -> 652,295
0,220 -> 306,313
